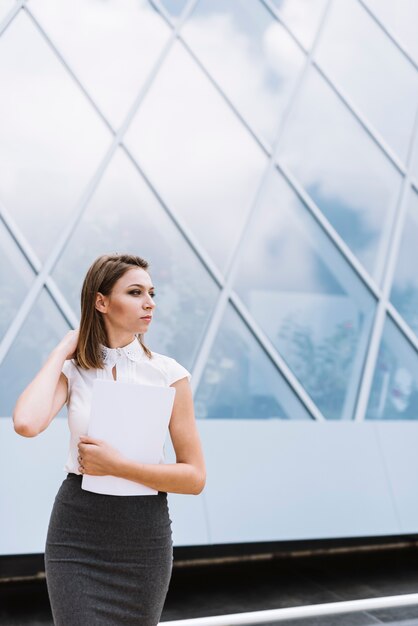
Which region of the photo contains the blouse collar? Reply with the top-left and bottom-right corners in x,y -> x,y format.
100,334 -> 146,366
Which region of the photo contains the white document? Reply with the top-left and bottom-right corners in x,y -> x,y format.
81,379 -> 175,496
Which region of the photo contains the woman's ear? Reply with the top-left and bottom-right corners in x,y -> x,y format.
95,292 -> 107,313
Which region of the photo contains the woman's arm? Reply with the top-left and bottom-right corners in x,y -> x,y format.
13,329 -> 79,438
79,377 -> 206,495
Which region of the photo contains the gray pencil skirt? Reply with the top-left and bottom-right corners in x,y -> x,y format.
44,473 -> 173,626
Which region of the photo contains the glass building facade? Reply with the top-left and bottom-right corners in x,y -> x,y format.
1,0 -> 418,425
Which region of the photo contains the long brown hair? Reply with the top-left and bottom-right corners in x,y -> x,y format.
74,253 -> 152,369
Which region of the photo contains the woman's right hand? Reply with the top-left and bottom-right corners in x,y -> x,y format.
59,329 -> 80,360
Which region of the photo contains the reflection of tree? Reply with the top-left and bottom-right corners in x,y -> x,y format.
278,315 -> 358,420
392,285 -> 418,338
195,311 -> 288,420
368,343 -> 418,420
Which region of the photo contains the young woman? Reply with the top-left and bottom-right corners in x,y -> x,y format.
13,253 -> 206,626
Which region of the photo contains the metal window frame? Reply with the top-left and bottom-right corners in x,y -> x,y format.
0,0 -> 417,426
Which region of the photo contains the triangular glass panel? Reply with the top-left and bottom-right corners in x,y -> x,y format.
366,316 -> 418,420
0,220 -> 35,341
0,288 -> 71,417
124,40 -> 268,274
52,148 -> 219,368
194,302 -> 312,420
29,0 -> 171,129
391,188 -> 418,337
181,0 -> 305,146
232,168 -> 376,421
276,66 -> 402,283
315,0 -> 418,163
269,0 -> 327,49
0,11 -> 112,260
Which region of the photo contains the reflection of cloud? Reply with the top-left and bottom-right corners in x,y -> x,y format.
364,0 -> 418,65
315,0 -> 418,161
270,0 -> 327,48
29,0 -> 171,127
0,11 -> 111,258
182,2 -> 304,143
126,40 -> 267,271
277,66 -> 402,275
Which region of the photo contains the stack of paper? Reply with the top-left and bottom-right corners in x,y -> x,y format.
82,379 -> 175,496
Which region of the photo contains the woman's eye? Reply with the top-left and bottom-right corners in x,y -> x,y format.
129,290 -> 156,298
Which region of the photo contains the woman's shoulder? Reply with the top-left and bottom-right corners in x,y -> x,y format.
150,351 -> 192,384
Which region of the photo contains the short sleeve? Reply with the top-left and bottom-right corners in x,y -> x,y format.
165,357 -> 191,386
61,359 -> 74,404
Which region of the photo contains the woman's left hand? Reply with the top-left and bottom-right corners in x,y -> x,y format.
77,436 -> 125,476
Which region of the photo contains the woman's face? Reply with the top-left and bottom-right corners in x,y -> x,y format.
96,267 -> 156,335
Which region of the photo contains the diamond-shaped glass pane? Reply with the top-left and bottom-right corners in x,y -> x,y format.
233,169 -> 376,421
315,0 -> 418,163
29,0 -> 171,129
269,0 -> 327,49
0,11 -> 111,260
366,317 -> 418,420
195,303 -> 312,420
124,40 -> 267,274
277,66 -> 402,282
390,188 -> 418,336
0,221 -> 35,341
52,148 -> 219,368
363,0 -> 418,66
182,0 -> 305,145
0,288 -> 70,417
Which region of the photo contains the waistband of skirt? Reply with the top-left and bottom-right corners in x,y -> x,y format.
66,472 -> 167,496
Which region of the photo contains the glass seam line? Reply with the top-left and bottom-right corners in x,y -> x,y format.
353,101 -> 418,422
0,0 -> 25,38
261,0 -> 414,179
174,9 -> 410,298
17,1 -> 411,331
1,1 -> 416,420
0,202 -> 79,330
187,0 -> 336,422
357,0 -> 418,72
0,0 -> 199,366
26,0 -> 412,307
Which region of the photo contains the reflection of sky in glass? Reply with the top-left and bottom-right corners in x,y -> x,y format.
195,303 -> 311,420
364,0 -> 418,65
125,41 -> 267,274
0,0 -> 15,22
391,189 -> 418,337
315,0 -> 418,163
0,289 -> 70,417
158,0 -> 188,18
412,134 -> 418,184
0,11 -> 111,261
29,0 -> 171,129
182,0 -> 305,145
0,222 -> 35,341
52,148 -> 219,368
366,317 -> 418,420
233,170 -> 376,420
269,0 -> 327,49
277,66 -> 402,281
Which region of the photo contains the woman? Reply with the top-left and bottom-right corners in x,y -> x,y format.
13,253 -> 206,626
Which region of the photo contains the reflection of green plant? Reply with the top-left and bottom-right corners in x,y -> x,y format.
278,315 -> 358,419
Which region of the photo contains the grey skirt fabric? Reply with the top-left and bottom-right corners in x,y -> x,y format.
44,473 -> 173,626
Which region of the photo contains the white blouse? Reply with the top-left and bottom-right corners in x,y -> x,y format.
61,335 -> 191,475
